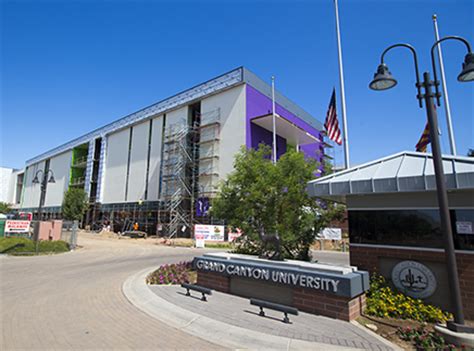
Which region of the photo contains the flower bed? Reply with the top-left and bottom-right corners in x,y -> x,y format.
365,275 -> 452,323
398,326 -> 460,350
146,261 -> 196,285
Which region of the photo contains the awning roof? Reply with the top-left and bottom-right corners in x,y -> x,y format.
251,114 -> 320,145
307,151 -> 474,201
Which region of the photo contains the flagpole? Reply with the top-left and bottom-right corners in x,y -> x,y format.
272,76 -> 277,164
433,14 -> 457,155
334,0 -> 350,168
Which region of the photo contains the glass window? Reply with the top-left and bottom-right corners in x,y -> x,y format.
349,209 -> 474,251
451,209 -> 474,250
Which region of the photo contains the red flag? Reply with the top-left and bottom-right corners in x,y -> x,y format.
324,89 -> 342,145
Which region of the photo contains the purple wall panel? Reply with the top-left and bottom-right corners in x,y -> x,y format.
251,123 -> 287,159
246,84 -> 323,163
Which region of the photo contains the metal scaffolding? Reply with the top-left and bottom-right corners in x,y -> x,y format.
158,108 -> 221,238
160,120 -> 197,238
198,108 -> 221,197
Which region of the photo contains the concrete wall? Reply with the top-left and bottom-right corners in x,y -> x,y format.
127,121 -> 149,202
201,84 -> 246,181
166,106 -> 188,127
44,151 -> 72,207
21,161 -> 45,208
147,116 -> 164,201
102,128 -> 130,204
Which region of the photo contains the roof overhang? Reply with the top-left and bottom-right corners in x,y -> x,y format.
251,114 -> 320,145
307,151 -> 474,203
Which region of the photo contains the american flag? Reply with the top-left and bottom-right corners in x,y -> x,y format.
324,89 -> 342,145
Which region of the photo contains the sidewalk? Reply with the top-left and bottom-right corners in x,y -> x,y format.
123,268 -> 401,350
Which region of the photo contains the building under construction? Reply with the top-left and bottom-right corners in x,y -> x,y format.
7,67 -> 326,237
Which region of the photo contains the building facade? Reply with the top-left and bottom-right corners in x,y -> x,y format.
11,67 -> 325,236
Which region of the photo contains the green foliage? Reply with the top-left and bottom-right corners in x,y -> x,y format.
204,242 -> 232,249
212,145 -> 345,261
397,326 -> 457,350
0,201 -> 12,214
366,275 -> 452,323
62,188 -> 88,221
0,237 -> 69,255
146,261 -> 196,285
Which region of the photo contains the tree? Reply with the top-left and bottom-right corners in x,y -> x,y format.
468,149 -> 474,157
0,202 -> 12,214
212,145 -> 344,261
62,188 -> 88,221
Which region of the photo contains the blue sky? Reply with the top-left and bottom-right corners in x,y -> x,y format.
1,0 -> 473,169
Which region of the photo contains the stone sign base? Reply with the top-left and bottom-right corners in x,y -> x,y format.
194,253 -> 369,322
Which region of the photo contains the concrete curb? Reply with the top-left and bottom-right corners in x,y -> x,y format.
434,325 -> 474,348
123,267 -> 368,350
350,321 -> 404,351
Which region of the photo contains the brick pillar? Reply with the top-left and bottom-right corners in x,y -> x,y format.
293,287 -> 365,321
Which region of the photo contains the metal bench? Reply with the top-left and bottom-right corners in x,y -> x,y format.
181,283 -> 212,301
250,298 -> 299,323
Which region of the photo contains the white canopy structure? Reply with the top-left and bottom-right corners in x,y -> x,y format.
307,151 -> 474,202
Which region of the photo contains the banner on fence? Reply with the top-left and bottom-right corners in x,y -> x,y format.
194,224 -> 225,241
318,227 -> 342,240
5,220 -> 31,233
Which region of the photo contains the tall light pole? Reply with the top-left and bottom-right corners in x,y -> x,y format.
432,14 -> 457,155
271,76 -> 277,164
32,169 -> 55,240
333,0 -> 350,168
369,36 -> 474,333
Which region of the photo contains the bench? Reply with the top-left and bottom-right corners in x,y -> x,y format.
250,298 -> 299,323
181,283 -> 212,301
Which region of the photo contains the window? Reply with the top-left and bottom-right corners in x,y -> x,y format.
349,209 -> 474,251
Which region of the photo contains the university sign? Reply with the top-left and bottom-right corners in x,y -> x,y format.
193,255 -> 369,298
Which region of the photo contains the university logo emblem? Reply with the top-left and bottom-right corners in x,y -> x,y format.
391,260 -> 437,299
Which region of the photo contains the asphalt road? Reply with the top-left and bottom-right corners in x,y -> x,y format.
0,234 -> 224,350
312,249 -> 350,266
0,234 -> 351,350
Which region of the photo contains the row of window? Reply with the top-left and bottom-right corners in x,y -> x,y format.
348,209 -> 474,251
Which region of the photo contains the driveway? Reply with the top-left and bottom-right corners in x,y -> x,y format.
0,234 -> 224,350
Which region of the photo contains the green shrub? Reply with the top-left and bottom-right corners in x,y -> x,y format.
62,188 -> 88,221
38,240 -> 70,253
205,242 -> 232,249
365,275 -> 452,323
146,261 -> 196,285
0,237 -> 70,255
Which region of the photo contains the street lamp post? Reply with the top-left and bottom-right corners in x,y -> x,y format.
369,36 -> 474,333
32,169 -> 55,240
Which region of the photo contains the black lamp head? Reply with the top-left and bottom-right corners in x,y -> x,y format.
48,174 -> 55,183
458,52 -> 474,82
369,63 -> 398,90
32,175 -> 40,184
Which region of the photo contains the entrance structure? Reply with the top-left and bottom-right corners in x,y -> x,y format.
307,151 -> 474,318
